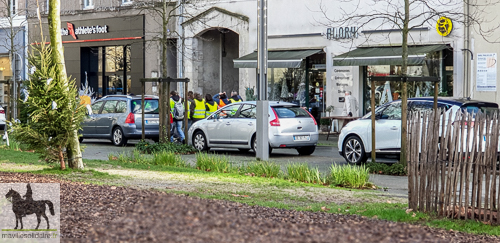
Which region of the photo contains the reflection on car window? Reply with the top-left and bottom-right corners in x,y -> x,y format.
238,104 -> 256,118
216,105 -> 240,119
132,100 -> 159,114
273,107 -> 309,118
116,101 -> 127,113
410,101 -> 450,113
461,105 -> 499,116
91,101 -> 104,114
380,102 -> 401,120
102,100 -> 118,114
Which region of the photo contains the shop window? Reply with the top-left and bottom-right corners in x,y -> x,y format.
83,0 -> 94,9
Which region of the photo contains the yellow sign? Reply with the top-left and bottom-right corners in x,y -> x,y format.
436,17 -> 453,36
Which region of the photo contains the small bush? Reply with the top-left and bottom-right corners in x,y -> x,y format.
366,162 -> 407,176
110,150 -> 150,165
135,140 -> 196,154
327,164 -> 369,188
153,151 -> 189,167
286,163 -> 325,184
243,161 -> 281,178
196,153 -> 234,173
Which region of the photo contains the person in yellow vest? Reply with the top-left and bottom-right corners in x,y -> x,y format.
187,91 -> 195,130
229,90 -> 243,103
192,93 -> 206,123
205,94 -> 218,117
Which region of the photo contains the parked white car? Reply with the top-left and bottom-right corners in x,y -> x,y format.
338,97 -> 499,165
188,101 -> 319,155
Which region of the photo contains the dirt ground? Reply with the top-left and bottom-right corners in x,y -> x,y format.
1,172 -> 499,243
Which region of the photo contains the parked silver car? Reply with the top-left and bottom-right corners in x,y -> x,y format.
188,101 -> 319,155
80,95 -> 160,146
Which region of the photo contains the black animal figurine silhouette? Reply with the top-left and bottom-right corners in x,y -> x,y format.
5,184 -> 55,229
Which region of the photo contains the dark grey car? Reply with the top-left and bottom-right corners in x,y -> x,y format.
80,95 -> 160,146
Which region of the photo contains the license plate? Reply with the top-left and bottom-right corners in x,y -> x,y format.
293,135 -> 310,141
145,120 -> 159,124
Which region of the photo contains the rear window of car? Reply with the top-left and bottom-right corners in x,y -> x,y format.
272,106 -> 309,118
132,99 -> 159,114
460,103 -> 499,116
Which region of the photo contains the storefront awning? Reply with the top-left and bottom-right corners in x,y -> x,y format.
332,45 -> 449,66
233,49 -> 323,68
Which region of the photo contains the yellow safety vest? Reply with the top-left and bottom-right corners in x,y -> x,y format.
206,102 -> 218,116
229,97 -> 242,103
193,99 -> 206,119
170,99 -> 191,118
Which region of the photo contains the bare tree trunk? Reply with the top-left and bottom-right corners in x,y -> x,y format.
48,0 -> 83,169
400,0 -> 410,167
58,147 -> 66,170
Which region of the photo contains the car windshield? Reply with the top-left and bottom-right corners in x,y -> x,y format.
361,103 -> 390,119
132,99 -> 159,114
461,104 -> 499,116
272,106 -> 309,118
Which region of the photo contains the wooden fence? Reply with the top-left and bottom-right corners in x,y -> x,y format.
407,109 -> 500,224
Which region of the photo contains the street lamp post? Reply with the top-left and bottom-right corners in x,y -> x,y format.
256,0 -> 269,160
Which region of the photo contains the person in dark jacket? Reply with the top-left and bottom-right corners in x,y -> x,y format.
205,94 -> 218,117
213,92 -> 231,108
187,91 -> 195,130
169,91 -> 185,143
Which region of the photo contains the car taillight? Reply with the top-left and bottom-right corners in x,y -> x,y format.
125,112 -> 135,124
452,121 -> 474,127
0,110 -> 4,114
302,108 -> 317,125
270,108 -> 280,126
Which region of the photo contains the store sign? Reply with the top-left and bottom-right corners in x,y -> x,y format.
326,27 -> 359,40
61,22 -> 109,40
436,17 -> 452,37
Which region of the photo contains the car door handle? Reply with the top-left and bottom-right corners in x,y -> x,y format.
391,126 -> 398,130
226,122 -> 231,125
248,122 -> 253,126
108,117 -> 113,120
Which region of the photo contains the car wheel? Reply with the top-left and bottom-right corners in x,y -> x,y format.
112,127 -> 128,146
343,136 -> 366,165
238,148 -> 250,153
252,135 -> 272,155
193,131 -> 208,151
296,146 -> 316,156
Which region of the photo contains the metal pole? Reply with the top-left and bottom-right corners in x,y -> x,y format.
184,80 -> 189,143
370,78 -> 376,162
141,81 -> 145,140
220,33 -> 223,93
256,0 -> 269,160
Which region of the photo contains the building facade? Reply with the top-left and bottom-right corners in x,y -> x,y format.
181,0 -> 467,119
25,0 -> 177,98
0,0 -> 28,110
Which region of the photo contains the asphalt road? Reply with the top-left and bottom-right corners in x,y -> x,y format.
80,136 -> 408,197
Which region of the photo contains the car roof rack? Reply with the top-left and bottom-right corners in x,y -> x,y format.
102,95 -> 132,99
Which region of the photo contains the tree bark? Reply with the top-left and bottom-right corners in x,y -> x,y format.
400,0 -> 410,167
48,0 -> 84,169
58,146 -> 66,170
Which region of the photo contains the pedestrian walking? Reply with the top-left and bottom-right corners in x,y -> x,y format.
205,94 -> 218,117
342,91 -> 358,117
169,91 -> 185,143
192,92 -> 206,123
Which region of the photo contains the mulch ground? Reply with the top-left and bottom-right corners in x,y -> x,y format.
1,172 -> 499,243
